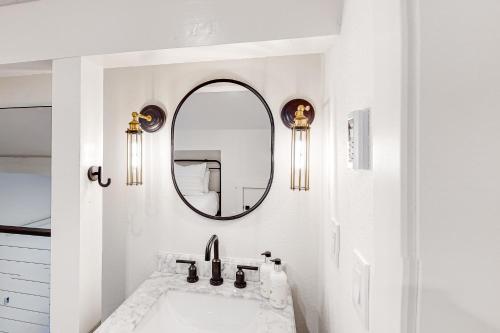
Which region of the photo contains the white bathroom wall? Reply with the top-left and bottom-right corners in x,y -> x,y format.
0,0 -> 341,65
103,55 -> 323,332
412,1 -> 500,332
320,0 -> 406,332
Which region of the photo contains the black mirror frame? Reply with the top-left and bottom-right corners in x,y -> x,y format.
171,79 -> 275,221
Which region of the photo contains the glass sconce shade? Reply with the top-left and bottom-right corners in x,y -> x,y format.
291,125 -> 310,190
127,129 -> 143,185
281,100 -> 315,191
125,106 -> 166,186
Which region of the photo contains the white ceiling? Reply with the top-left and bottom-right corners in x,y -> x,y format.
0,36 -> 334,78
0,0 -> 340,65
94,36 -> 335,69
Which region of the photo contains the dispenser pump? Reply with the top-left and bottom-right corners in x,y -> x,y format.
259,251 -> 273,298
271,258 -> 282,271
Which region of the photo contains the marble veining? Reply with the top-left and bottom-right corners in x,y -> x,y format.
97,257 -> 295,333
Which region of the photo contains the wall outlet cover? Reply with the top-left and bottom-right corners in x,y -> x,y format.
352,250 -> 370,329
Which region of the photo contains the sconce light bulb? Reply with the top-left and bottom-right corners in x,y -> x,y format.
127,130 -> 143,185
290,110 -> 311,191
295,134 -> 305,171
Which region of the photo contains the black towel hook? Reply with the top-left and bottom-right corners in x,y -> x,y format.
87,166 -> 111,188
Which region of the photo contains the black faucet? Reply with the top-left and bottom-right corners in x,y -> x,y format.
205,235 -> 223,286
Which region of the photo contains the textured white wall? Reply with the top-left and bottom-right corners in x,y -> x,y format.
320,0 -> 405,332
0,0 -> 340,65
414,1 -> 500,332
103,55 -> 323,332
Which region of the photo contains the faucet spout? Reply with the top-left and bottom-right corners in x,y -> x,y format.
205,234 -> 219,261
205,234 -> 223,286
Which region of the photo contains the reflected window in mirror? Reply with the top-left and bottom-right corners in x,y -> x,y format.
171,79 -> 274,220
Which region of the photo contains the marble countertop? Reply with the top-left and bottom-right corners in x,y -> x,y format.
96,272 -> 296,333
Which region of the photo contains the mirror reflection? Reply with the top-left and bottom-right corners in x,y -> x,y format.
172,80 -> 273,219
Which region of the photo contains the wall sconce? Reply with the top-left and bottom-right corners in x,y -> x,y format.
126,105 -> 166,185
281,99 -> 315,191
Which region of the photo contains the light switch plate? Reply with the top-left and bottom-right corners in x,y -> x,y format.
331,221 -> 340,267
352,250 -> 370,329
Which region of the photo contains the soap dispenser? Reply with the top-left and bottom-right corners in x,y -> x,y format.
260,251 -> 273,298
269,258 -> 288,309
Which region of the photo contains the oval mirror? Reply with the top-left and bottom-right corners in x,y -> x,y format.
171,79 -> 274,220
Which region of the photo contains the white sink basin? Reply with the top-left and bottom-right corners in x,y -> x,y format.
134,290 -> 261,333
